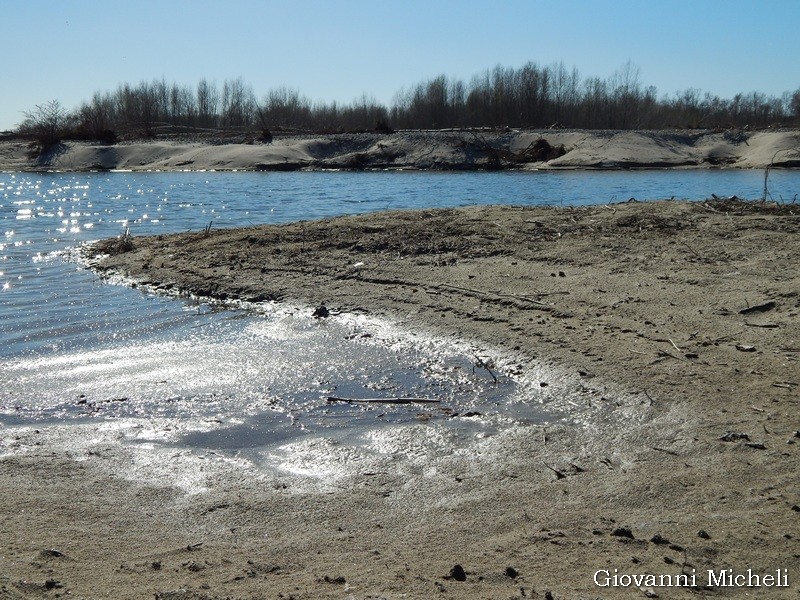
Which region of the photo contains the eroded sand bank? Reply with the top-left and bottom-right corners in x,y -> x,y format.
1,199 -> 797,598
1,128 -> 799,172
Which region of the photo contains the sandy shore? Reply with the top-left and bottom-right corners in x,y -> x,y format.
1,129 -> 799,172
2,199 -> 799,599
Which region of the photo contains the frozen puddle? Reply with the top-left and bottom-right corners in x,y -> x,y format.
1,305 -> 569,482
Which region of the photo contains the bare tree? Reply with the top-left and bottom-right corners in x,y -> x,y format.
221,77 -> 256,129
74,91 -> 117,141
20,99 -> 71,148
791,88 -> 800,123
168,83 -> 196,127
197,79 -> 219,128
259,87 -> 311,130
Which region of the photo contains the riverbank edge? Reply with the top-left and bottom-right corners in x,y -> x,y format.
82,200 -> 800,596
1,198 -> 798,599
1,128 -> 799,172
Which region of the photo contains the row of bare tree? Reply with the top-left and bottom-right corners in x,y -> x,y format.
391,62 -> 800,130
16,62 -> 800,145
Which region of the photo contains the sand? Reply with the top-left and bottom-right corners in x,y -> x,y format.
1,128 -> 799,172
1,198 -> 797,599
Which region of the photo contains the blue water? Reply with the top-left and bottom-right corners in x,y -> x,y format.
2,169 -> 797,357
0,170 -> 797,451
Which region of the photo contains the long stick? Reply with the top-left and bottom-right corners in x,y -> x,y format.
473,354 -> 499,383
326,396 -> 440,404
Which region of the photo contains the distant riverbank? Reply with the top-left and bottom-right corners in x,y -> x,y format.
1,128 -> 799,172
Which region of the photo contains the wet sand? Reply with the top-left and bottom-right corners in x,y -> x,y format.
1,199 -> 799,599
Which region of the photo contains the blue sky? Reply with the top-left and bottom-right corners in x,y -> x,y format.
2,0 -> 798,131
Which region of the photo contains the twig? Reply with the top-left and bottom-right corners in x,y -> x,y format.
712,330 -> 744,343
497,290 -> 570,297
764,151 -> 777,201
438,283 -> 550,305
495,293 -> 549,306
763,148 -> 800,201
473,354 -> 498,383
657,350 -> 689,362
678,239 -> 702,258
438,283 -> 492,295
668,338 -> 683,353
772,383 -> 796,389
326,396 -> 439,404
498,291 -> 552,305
543,463 -> 567,480
651,447 -> 680,456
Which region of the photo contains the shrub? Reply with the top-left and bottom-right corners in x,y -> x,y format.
19,100 -> 71,150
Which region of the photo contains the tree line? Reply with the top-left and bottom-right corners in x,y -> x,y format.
17,61 -> 800,146
391,62 -> 800,130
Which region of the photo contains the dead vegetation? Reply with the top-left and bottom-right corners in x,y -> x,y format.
463,132 -> 567,167
93,227 -> 135,254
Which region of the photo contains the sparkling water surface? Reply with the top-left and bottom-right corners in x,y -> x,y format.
1,170 -> 797,454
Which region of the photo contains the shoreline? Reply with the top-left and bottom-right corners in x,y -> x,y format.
1,199 -> 799,598
1,128 -> 799,172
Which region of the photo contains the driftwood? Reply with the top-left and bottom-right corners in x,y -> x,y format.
467,131 -> 566,164
326,396 -> 439,404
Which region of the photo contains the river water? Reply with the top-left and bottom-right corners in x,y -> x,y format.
1,169 -> 797,466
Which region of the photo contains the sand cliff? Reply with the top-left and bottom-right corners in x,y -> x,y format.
1,128 -> 798,172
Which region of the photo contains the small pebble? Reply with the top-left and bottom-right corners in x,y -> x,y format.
650,534 -> 669,545
612,527 -> 634,539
